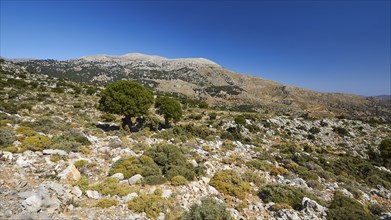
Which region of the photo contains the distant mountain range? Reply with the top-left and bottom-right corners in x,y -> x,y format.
6,53 -> 391,121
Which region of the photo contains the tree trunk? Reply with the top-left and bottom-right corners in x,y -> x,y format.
122,115 -> 132,130
164,117 -> 170,128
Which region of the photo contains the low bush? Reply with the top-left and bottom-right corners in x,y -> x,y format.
21,135 -> 52,151
95,198 -> 119,208
171,175 -> 188,186
90,177 -> 133,196
50,154 -> 68,162
15,126 -> 37,137
0,127 -> 16,148
333,126 -> 349,137
50,129 -> 90,152
143,175 -> 167,185
109,155 -> 161,179
127,192 -> 166,219
210,170 -> 251,199
181,197 -> 232,220
327,191 -> 376,220
74,160 -> 88,169
100,113 -> 116,122
145,144 -> 197,181
259,184 -> 322,210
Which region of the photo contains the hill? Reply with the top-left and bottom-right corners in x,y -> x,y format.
11,53 -> 391,122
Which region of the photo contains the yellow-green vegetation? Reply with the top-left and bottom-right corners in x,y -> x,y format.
110,144 -> 200,185
270,203 -> 292,211
0,127 -> 16,148
181,197 -> 232,220
95,198 -> 119,208
144,144 -> 198,181
109,155 -> 161,179
171,175 -> 188,186
72,177 -> 133,196
210,170 -> 251,199
72,176 -> 90,191
50,154 -> 68,162
74,160 -> 88,169
259,184 -> 323,210
90,178 -> 133,196
50,129 -> 91,152
327,191 -> 376,220
127,191 -> 166,219
21,135 -> 52,151
15,126 -> 37,137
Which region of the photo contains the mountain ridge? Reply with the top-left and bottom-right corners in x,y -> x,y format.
6,53 -> 391,121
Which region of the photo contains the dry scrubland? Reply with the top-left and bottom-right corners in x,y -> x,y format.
0,60 -> 390,220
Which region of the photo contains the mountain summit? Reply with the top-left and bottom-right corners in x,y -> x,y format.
11,53 -> 391,121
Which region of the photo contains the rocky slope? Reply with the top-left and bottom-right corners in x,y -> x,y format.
11,53 -> 391,122
1,59 -> 391,220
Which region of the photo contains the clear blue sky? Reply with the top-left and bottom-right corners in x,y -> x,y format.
1,0 -> 390,96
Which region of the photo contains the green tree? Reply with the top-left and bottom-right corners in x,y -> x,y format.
155,96 -> 182,127
98,80 -> 153,130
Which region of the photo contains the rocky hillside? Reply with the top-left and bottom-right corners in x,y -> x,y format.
12,53 -> 391,122
1,59 -> 391,219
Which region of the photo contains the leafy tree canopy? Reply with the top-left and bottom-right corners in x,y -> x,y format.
98,80 -> 153,129
155,96 -> 182,127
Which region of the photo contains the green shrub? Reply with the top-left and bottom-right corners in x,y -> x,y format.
21,135 -> 52,151
209,112 -> 217,120
100,113 -> 116,122
246,159 -> 271,171
74,160 -> 88,169
145,144 -> 197,181
50,154 -> 67,162
270,203 -> 292,211
109,156 -> 161,179
333,126 -> 349,137
234,115 -> 246,126
210,170 -> 251,199
72,176 -> 90,191
127,193 -> 166,219
143,175 -> 167,185
259,184 -> 322,210
198,102 -> 208,109
95,198 -> 119,208
327,191 -> 376,220
90,177 -> 133,196
0,127 -> 16,148
15,126 -> 37,136
50,129 -> 90,152
171,175 -> 188,186
181,197 -> 232,220
21,117 -> 57,134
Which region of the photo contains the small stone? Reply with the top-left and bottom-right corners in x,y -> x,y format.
128,174 -> 143,185
85,190 -> 100,199
122,192 -> 138,202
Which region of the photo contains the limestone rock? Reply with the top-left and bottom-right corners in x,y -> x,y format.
85,190 -> 100,199
57,164 -> 81,181
128,174 -> 143,185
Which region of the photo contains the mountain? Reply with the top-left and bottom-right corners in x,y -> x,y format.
10,53 -> 391,121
